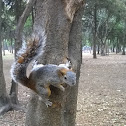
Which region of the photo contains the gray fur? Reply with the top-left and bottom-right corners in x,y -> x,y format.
29,64 -> 76,106
10,32 -> 76,107
10,32 -> 46,85
62,71 -> 76,86
30,64 -> 76,88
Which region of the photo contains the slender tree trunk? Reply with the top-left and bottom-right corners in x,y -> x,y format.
15,0 -> 36,52
93,4 -> 97,59
105,42 -> 109,55
122,34 -> 125,55
0,0 -> 10,115
101,41 -> 106,56
112,44 -> 115,52
97,42 -> 100,54
116,38 -> 119,54
10,38 -> 13,54
122,46 -> 125,55
9,80 -> 19,104
113,47 -> 115,52
25,0 -> 84,126
122,38 -> 125,55
2,41 -> 5,56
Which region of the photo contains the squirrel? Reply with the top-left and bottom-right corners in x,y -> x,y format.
10,34 -> 76,107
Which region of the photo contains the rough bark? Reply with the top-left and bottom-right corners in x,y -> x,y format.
65,7 -> 83,125
25,0 -> 84,126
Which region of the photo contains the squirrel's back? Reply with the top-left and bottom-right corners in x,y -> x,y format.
29,64 -> 61,85
29,64 -> 76,87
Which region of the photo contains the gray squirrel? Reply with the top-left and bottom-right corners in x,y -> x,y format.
11,35 -> 76,107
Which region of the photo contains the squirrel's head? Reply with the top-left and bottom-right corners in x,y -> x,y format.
58,68 -> 76,86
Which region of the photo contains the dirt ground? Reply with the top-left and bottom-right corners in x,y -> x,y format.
76,53 -> 126,126
0,51 -> 126,126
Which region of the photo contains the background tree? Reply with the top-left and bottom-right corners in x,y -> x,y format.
0,0 -> 35,115
1,0 -> 35,106
0,0 -> 10,115
82,0 -> 126,57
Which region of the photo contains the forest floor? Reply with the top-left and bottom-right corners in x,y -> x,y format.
0,51 -> 126,126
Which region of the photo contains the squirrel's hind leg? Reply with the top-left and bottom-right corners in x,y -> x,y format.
38,96 -> 52,107
36,84 -> 52,107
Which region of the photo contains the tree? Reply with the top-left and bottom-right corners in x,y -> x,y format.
0,0 -> 10,115
6,0 -> 36,106
25,0 -> 84,126
93,3 -> 97,58
82,0 -> 126,57
0,0 -> 35,115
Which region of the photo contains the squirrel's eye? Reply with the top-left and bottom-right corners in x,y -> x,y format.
64,76 -> 67,80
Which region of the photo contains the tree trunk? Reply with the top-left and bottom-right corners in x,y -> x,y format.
9,80 -> 19,104
10,38 -> 13,54
122,35 -> 125,55
101,42 -> 106,56
0,0 -> 10,115
2,41 -> 5,56
97,42 -> 100,54
122,46 -> 125,55
25,0 -> 84,126
116,38 -> 119,54
66,7 -> 83,125
93,4 -> 97,59
105,42 -> 109,55
112,44 -> 115,52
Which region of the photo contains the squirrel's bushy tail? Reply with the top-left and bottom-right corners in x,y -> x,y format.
11,33 -> 46,86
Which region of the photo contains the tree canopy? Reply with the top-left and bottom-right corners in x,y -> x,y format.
82,0 -> 126,56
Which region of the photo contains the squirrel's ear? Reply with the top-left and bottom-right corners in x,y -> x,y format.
57,68 -> 68,77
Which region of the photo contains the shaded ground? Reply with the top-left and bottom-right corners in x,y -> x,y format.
0,51 -> 126,126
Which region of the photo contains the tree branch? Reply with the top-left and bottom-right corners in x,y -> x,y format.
15,0 -> 36,53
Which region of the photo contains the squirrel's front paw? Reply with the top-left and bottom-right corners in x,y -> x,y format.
59,85 -> 65,92
61,87 -> 65,92
45,100 -> 52,107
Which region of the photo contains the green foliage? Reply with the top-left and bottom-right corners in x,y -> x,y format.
83,0 -> 126,51
2,0 -> 33,44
